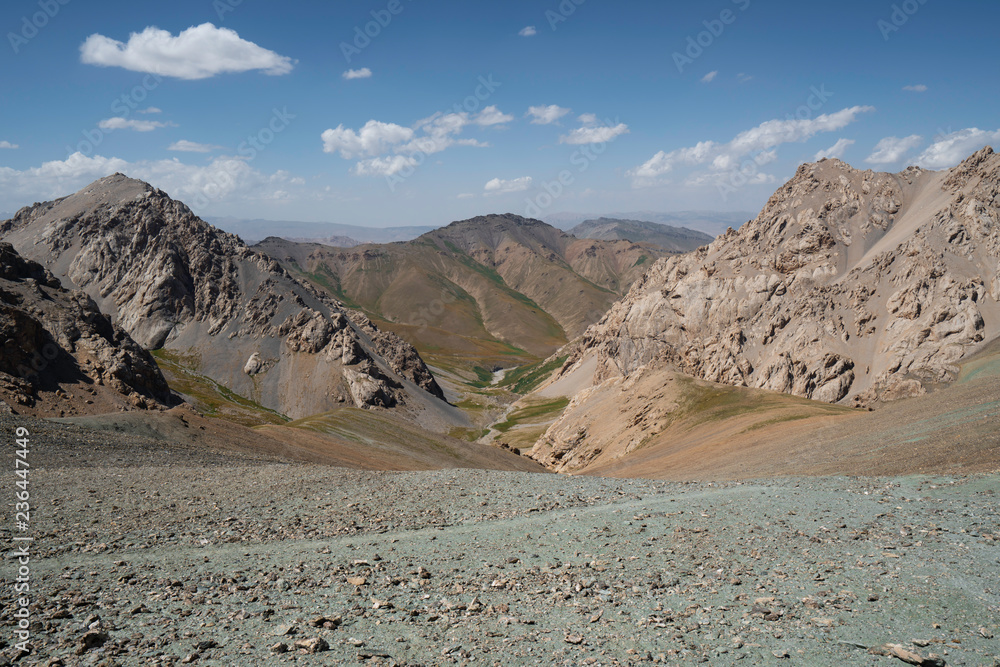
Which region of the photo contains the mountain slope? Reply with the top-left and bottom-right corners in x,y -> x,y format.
510,147 -> 1000,472
1,175 -> 454,425
569,217 -> 714,252
257,214 -> 664,370
0,242 -> 174,416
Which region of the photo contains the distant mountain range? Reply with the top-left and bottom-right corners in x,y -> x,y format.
546,210 -> 753,236
569,217 -> 714,252
206,216 -> 435,245
254,214 -> 668,372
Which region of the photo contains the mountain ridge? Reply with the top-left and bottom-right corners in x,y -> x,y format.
1,174 -> 454,424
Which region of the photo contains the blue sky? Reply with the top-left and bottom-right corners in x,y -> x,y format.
1,0 -> 998,228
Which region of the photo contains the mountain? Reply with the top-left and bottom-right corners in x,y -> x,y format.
569,217 -> 714,252
286,234 -> 361,247
206,216 -> 435,245
254,214 -> 666,372
511,147 -> 1000,472
0,175 -> 455,425
0,242 -> 175,416
545,210 -> 753,235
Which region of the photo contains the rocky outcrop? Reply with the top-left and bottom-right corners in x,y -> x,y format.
0,243 -> 174,414
558,148 -> 1000,409
1,174 -> 448,420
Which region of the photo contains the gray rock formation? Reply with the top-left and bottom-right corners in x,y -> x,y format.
556,147 -> 1000,407
0,243 -> 174,414
1,174 -> 446,419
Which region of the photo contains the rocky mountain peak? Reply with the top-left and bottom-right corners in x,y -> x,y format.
2,177 -> 447,420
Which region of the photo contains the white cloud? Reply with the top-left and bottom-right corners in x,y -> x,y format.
519,26 -> 537,37
98,117 -> 174,132
322,106 -> 508,176
137,107 -> 162,114
630,106 -> 874,185
80,23 -> 295,79
814,138 -> 855,161
0,141 -> 18,149
914,128 -> 1000,170
559,114 -> 630,146
321,121 -> 415,159
343,67 -> 372,80
456,192 -> 476,199
0,152 -> 306,213
168,140 -> 223,153
865,135 -> 923,164
352,156 -> 420,177
475,105 -> 514,126
701,70 -> 718,83
526,105 -> 570,125
484,176 -> 533,195
902,84 -> 928,92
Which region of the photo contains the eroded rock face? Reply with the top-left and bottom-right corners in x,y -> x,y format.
1,174 -> 444,418
560,148 -> 1000,407
0,243 -> 174,414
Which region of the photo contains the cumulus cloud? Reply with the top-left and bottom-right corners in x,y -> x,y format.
629,106 -> 874,185
559,114 -> 630,145
519,26 -> 537,36
814,138 -> 855,161
352,156 -> 420,177
0,141 -> 18,149
701,70 -> 718,83
168,140 -> 223,153
343,67 -> 372,80
98,117 -> 174,132
865,135 -> 923,164
902,84 -> 928,92
80,23 -> 295,79
914,128 -> 1000,169
0,152 -> 304,213
560,123 -> 629,145
484,176 -> 533,195
475,105 -> 514,126
322,106 -> 508,176
526,105 -> 571,125
321,121 -> 415,159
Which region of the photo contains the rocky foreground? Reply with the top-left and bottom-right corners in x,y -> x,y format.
1,415 -> 998,666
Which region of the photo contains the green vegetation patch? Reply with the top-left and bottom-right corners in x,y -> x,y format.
499,355 -> 568,395
492,397 -> 570,433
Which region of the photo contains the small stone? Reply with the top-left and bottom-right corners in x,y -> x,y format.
565,634 -> 584,645
293,637 -> 329,654
347,576 -> 367,586
980,627 -> 995,639
181,653 -> 199,664
772,649 -> 789,658
76,630 -> 108,655
269,643 -> 288,653
273,624 -> 296,636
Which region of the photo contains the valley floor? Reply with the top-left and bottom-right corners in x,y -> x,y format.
1,415 -> 998,666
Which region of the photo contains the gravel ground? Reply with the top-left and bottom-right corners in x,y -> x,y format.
2,415 -> 999,666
